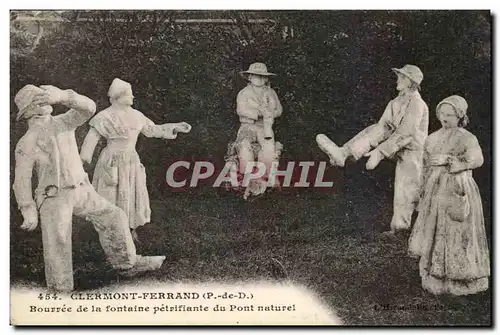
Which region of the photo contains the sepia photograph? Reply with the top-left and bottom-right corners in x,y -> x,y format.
8,8 -> 492,326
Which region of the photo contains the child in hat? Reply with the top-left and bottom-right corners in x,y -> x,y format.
226,62 -> 283,199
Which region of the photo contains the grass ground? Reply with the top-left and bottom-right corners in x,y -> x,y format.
10,163 -> 491,326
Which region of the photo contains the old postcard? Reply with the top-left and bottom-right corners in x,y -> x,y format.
9,9 -> 492,326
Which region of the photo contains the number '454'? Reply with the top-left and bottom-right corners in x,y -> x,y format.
38,293 -> 59,300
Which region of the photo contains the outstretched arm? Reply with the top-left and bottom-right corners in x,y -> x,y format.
80,127 -> 101,164
140,113 -> 191,139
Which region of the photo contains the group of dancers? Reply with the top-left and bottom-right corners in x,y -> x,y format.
12,61 -> 489,296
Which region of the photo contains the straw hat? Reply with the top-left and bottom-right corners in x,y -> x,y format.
239,62 -> 276,79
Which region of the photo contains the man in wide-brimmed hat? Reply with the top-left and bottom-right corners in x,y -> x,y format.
316,64 -> 429,236
235,62 -> 283,179
12,84 -> 166,291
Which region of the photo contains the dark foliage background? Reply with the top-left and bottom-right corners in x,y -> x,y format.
9,10 -> 492,325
